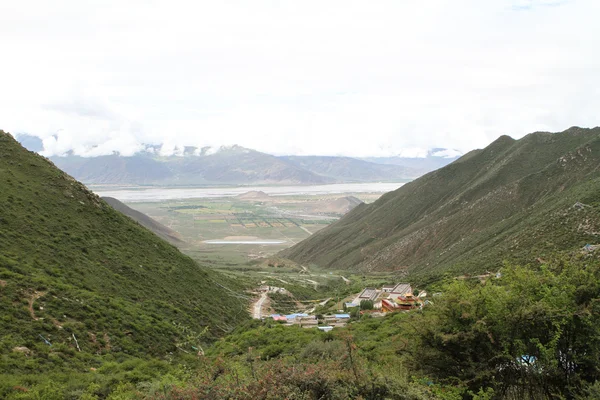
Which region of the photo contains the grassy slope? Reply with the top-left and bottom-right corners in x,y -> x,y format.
101,196 -> 184,245
281,127 -> 600,277
0,130 -> 249,373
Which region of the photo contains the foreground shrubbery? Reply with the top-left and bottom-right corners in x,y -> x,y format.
418,259 -> 600,399
169,257 -> 600,400
3,257 -> 599,399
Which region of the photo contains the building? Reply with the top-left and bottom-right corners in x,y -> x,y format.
382,285 -> 395,293
318,326 -> 334,332
324,314 -> 350,327
357,288 -> 379,302
381,295 -> 420,312
381,299 -> 397,312
394,294 -> 420,310
388,283 -> 412,301
285,313 -> 308,321
297,316 -> 318,328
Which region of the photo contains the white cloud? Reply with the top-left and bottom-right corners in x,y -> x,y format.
394,148 -> 431,159
430,149 -> 463,159
0,0 -> 599,157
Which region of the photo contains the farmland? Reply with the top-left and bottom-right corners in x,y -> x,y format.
128,192 -> 383,265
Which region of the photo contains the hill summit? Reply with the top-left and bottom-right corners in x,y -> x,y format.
235,190 -> 272,201
281,127 -> 600,278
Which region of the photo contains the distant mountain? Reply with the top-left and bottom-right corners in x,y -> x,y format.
170,145 -> 329,185
14,133 -> 44,152
50,145 -> 420,186
102,196 -> 184,244
280,155 -> 421,182
363,148 -> 461,174
52,153 -> 173,185
281,127 -> 600,278
0,130 -> 249,371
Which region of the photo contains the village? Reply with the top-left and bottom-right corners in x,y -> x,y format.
253,282 -> 428,332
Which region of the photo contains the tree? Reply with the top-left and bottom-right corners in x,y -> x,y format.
417,260 -> 600,398
359,300 -> 374,310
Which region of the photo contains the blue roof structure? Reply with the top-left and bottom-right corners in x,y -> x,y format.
335,314 -> 351,319
285,313 -> 309,320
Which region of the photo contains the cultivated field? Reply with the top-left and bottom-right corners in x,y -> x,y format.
129,192 -> 382,265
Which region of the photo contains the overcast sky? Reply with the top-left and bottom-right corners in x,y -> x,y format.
1,0 -> 599,157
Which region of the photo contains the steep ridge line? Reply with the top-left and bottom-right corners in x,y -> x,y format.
281,127 -> 600,277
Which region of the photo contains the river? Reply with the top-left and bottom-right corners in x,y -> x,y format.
94,182 -> 405,202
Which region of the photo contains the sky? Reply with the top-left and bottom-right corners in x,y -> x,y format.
1,0 -> 599,157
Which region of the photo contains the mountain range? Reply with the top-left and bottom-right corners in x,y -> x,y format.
14,134 -> 459,186
281,127 -> 600,279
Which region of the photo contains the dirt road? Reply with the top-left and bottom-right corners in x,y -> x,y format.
253,292 -> 268,319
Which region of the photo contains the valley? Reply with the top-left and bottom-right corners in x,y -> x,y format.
3,128 -> 600,399
96,185 -> 395,264
94,185 -> 408,323
4,2 -> 599,396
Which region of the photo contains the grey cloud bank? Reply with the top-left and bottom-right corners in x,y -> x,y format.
1,0 -> 599,157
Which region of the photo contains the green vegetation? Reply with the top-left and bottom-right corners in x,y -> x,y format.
0,131 -> 250,394
359,299 -> 374,310
283,127 -> 600,280
14,256 -> 593,399
189,256 -> 600,399
4,127 -> 600,399
101,197 -> 183,245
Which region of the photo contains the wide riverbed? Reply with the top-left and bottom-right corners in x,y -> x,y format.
94,182 -> 405,202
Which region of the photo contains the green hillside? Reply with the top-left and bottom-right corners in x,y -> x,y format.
101,196 -> 184,245
281,127 -> 600,278
0,131 -> 249,374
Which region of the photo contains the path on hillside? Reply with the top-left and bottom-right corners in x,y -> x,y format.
304,278 -> 318,290
341,276 -> 350,283
28,291 -> 45,321
319,297 -> 332,306
307,297 -> 332,314
252,292 -> 268,319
